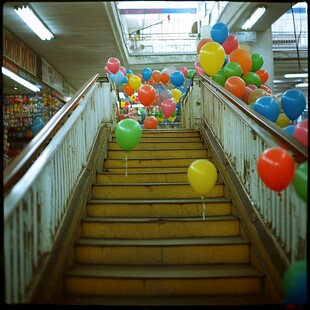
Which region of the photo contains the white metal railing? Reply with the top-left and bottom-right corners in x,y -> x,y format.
4,78 -> 114,304
181,75 -> 307,264
272,31 -> 308,50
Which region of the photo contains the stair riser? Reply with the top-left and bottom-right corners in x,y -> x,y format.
81,220 -> 240,239
96,172 -> 222,183
66,277 -> 262,296
104,158 -> 213,168
107,149 -> 208,158
108,142 -> 205,149
92,184 -> 224,199
87,202 -> 232,218
75,244 -> 250,265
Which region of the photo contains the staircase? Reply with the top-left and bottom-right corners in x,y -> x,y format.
63,129 -> 267,305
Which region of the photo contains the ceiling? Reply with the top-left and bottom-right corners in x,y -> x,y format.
2,1 -> 308,99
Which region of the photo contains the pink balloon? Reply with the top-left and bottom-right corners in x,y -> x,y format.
120,66 -> 126,75
293,119 -> 308,147
106,57 -> 120,74
159,88 -> 173,102
222,34 -> 239,54
180,67 -> 188,78
161,98 -> 176,118
194,60 -> 204,75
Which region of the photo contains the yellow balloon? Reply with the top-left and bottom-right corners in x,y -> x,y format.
275,113 -> 290,128
129,75 -> 141,90
187,159 -> 217,197
199,42 -> 225,77
168,115 -> 176,122
156,116 -> 165,123
171,88 -> 182,102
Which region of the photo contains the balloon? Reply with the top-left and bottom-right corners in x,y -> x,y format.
260,84 -> 272,95
283,260 -> 307,304
230,48 -> 252,74
124,83 -> 135,96
275,113 -> 290,128
161,98 -> 176,118
171,88 -> 182,102
281,89 -> 306,121
187,69 -> 195,79
159,88 -> 173,102
180,67 -> 188,78
128,75 -> 141,90
212,69 -> 227,86
253,96 -> 280,122
251,53 -> 264,72
222,34 -> 239,54
120,66 -> 126,75
144,116 -> 158,129
242,72 -> 262,88
247,84 -> 258,91
152,70 -> 162,83
248,89 -> 268,104
115,119 -> 142,152
223,62 -> 242,78
210,22 -> 229,44
161,66 -> 177,75
142,67 -> 152,81
122,76 -> 128,84
242,86 -> 253,104
106,57 -> 120,74
284,125 -> 296,136
194,60 -> 204,75
114,70 -> 125,84
257,147 -> 295,192
187,159 -> 217,197
170,71 -> 185,87
138,84 -> 156,107
31,118 -> 44,136
196,38 -> 212,54
161,72 -> 170,84
293,161 -> 308,202
199,42 -> 225,77
256,69 -> 269,84
224,76 -> 246,98
293,119 -> 308,147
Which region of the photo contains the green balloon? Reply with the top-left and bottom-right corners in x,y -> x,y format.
115,119 -> 142,152
187,69 -> 195,79
251,53 -> 264,72
242,72 -> 262,88
293,161 -> 308,202
212,69 -> 227,86
223,62 -> 242,78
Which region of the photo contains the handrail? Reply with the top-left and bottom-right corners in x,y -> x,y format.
3,73 -> 100,194
199,74 -> 308,163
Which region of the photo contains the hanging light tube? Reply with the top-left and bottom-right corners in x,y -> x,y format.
241,6 -> 266,30
14,4 -> 54,41
2,67 -> 40,92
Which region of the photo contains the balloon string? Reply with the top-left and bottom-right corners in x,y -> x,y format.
124,152 -> 128,177
201,196 -> 206,220
277,191 -> 282,203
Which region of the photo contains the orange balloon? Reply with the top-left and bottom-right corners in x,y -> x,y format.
196,38 -> 212,54
123,83 -> 135,96
161,72 -> 170,84
230,48 -> 252,74
138,84 -> 156,107
248,88 -> 268,104
256,69 -> 269,84
224,76 -> 246,98
148,77 -> 154,84
144,116 -> 158,129
152,70 -> 162,83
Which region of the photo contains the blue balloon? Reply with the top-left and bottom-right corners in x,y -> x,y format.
253,96 -> 280,122
281,89 -> 306,121
32,118 -> 44,137
284,125 -> 296,136
108,73 -> 115,82
210,22 -> 229,44
122,76 -> 128,84
142,67 -> 152,81
114,70 -> 125,84
126,69 -> 133,75
170,71 -> 185,87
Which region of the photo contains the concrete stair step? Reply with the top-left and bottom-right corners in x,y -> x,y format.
91,182 -> 224,199
108,141 -> 205,149
80,215 -> 240,239
74,236 -> 250,265
86,198 -> 232,218
65,264 -> 264,296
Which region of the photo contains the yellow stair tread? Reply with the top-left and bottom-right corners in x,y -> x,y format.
75,236 -> 250,246
87,198 -> 231,204
66,264 -> 264,279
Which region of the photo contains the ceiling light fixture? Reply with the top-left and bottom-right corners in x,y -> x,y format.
2,67 -> 40,92
295,82 -> 308,88
14,4 -> 54,41
241,6 -> 266,30
284,73 -> 308,78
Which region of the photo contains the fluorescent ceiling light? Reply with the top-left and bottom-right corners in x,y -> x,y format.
241,6 -> 266,30
295,82 -> 308,88
14,4 -> 54,41
284,73 -> 308,78
2,67 -> 40,92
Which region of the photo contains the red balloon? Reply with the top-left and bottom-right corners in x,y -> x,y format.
257,147 -> 295,192
180,67 -> 188,78
138,85 -> 156,107
222,34 -> 239,54
260,84 -> 272,94
256,69 -> 269,84
161,72 -> 170,84
224,76 -> 246,98
161,98 -> 176,118
106,57 -> 120,74
293,119 -> 308,147
144,116 -> 158,129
